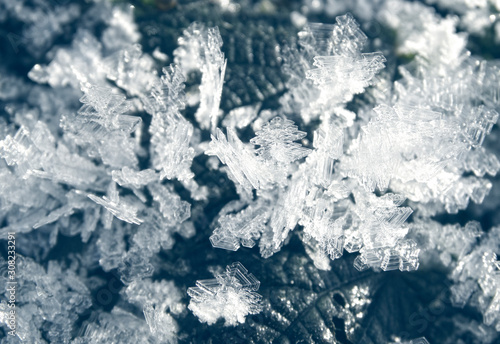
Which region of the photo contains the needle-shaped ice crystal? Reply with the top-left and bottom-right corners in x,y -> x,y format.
174,23 -> 226,130
88,182 -> 143,225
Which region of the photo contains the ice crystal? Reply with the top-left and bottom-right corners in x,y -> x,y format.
88,182 -> 143,226
187,262 -> 262,326
0,257 -> 91,343
206,127 -> 273,193
73,307 -> 175,344
62,86 -> 141,168
222,103 -> 261,129
449,226 -> 500,330
28,30 -> 107,89
174,23 -> 227,130
305,17 -> 386,104
341,104 -> 497,199
281,13 -> 385,123
143,303 -> 178,344
124,279 -> 184,315
207,116 -> 310,195
210,198 -> 272,251
2,0 -> 500,342
251,117 -> 310,167
104,44 -> 158,98
146,65 -> 195,182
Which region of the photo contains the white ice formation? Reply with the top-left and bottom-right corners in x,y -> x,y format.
1,0 -> 500,340
187,262 -> 262,326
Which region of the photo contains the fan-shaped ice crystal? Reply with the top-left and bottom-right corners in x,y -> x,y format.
188,262 -> 262,326
281,13 -> 385,123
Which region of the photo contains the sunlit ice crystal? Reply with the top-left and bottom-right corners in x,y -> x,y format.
251,117 -> 310,166
207,116 -> 310,196
222,103 -> 261,129
28,29 -> 107,89
0,121 -> 104,188
103,44 -> 158,98
88,182 -> 143,226
72,306 -> 176,344
206,126 -> 274,193
174,23 -> 226,130
188,262 -> 262,326
210,198 -> 272,251
0,257 -> 92,343
146,65 -> 195,182
280,13 -> 385,123
60,85 -> 141,168
445,226 -> 500,330
112,167 -> 158,189
340,102 -> 498,215
306,52 -> 386,105
143,303 -> 179,344
124,279 -> 184,315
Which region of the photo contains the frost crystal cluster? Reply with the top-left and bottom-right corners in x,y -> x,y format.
187,262 -> 262,326
1,0 -> 500,342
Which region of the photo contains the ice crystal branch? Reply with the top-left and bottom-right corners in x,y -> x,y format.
175,23 -> 227,130
280,13 -> 385,123
146,65 -> 195,182
188,262 -> 262,326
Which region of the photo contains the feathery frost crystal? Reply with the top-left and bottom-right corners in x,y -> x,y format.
187,262 -> 262,326
1,0 -> 500,342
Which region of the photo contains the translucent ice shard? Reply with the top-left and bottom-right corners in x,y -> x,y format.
124,279 -> 184,315
188,262 -> 262,326
307,43 -> 385,103
61,85 -> 141,168
143,303 -> 178,344
28,30 -> 106,89
206,127 -> 273,193
112,167 -> 158,188
0,258 -> 92,343
222,103 -> 261,129
444,225 -> 500,330
0,121 -> 103,187
251,117 -> 311,168
103,44 -> 157,98
210,199 -> 271,251
174,23 -> 227,130
208,116 -> 309,194
341,101 -> 498,214
281,14 -> 385,123
146,66 -> 195,182
73,306 -> 176,344
148,184 -> 191,224
307,123 -> 344,186
88,182 -> 143,225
